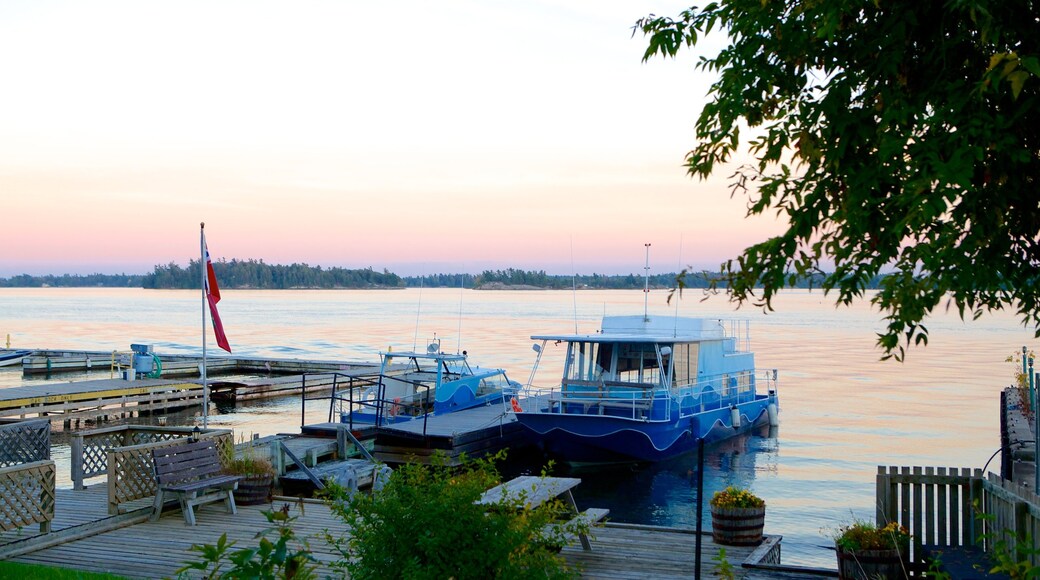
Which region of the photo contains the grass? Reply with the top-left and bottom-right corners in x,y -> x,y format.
0,561 -> 131,579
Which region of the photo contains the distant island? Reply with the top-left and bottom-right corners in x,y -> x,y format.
0,260 -> 878,290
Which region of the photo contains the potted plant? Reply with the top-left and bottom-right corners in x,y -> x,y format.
833,520 -> 910,579
709,486 -> 765,546
223,452 -> 277,506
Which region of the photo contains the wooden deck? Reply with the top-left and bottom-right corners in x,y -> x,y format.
0,485 -> 834,578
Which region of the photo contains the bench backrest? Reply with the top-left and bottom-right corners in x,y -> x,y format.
152,439 -> 223,486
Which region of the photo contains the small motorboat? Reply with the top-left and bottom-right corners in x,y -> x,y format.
336,338 -> 520,428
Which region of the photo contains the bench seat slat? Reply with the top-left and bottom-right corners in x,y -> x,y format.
163,474 -> 241,493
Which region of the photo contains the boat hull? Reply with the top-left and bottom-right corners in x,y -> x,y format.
0,350 -> 30,368
516,397 -> 773,464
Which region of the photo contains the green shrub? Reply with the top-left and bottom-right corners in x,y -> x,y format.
323,451 -> 585,579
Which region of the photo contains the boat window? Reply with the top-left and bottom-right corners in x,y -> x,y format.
566,342 -> 613,382
613,343 -> 662,386
672,343 -> 697,386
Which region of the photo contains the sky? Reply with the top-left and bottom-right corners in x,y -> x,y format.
0,1 -> 785,277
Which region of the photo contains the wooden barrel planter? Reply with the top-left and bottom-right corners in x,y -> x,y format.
233,474 -> 273,506
836,548 -> 904,579
710,505 -> 765,546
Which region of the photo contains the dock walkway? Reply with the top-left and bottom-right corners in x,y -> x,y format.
0,485 -> 833,578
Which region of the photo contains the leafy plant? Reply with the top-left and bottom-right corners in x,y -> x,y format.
224,436 -> 276,477
322,450 -> 586,579
975,503 -> 1040,579
834,520 -> 910,552
1005,349 -> 1035,420
712,547 -> 737,580
710,486 -> 765,509
222,454 -> 276,478
175,504 -> 316,579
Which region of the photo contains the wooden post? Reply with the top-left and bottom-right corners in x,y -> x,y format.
70,435 -> 84,490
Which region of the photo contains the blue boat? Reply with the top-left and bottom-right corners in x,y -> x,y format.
0,349 -> 31,368
339,339 -> 521,428
513,315 -> 779,465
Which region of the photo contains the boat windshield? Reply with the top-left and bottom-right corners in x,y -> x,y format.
566,341 -> 668,386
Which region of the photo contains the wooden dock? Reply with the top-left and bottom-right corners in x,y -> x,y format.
0,486 -> 833,578
0,378 -> 201,422
0,368 -> 380,424
368,402 -> 527,464
19,349 -> 377,377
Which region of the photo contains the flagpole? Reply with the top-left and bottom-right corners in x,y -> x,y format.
200,222 -> 209,429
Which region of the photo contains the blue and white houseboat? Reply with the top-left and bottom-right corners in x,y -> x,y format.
338,339 -> 520,428
513,315 -> 779,465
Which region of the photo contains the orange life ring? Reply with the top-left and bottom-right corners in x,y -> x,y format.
510,398 -> 523,413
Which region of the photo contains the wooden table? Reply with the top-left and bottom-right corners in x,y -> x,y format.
477,476 -> 607,550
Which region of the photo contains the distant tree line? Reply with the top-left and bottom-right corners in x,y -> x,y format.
400,273 -> 477,288
0,273 -> 143,288
466,268 -> 877,290
140,259 -> 405,289
0,264 -> 882,290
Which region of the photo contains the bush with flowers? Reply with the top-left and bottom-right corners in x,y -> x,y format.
710,486 -> 765,509
834,520 -> 911,553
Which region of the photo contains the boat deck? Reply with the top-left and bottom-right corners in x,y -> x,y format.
0,486 -> 834,578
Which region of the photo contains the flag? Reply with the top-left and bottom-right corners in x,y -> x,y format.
204,237 -> 232,353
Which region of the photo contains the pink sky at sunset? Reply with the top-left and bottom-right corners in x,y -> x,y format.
0,1 -> 785,277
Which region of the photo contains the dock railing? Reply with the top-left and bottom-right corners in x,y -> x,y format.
876,466 -> 1040,571
68,425 -> 233,513
0,418 -> 54,533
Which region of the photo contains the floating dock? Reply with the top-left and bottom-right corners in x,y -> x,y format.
304,401 -> 526,466
0,369 -> 380,425
16,348 -> 375,377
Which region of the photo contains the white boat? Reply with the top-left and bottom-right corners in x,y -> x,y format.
0,349 -> 31,368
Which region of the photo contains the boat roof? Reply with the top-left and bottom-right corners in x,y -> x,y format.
380,350 -> 467,362
531,315 -> 728,343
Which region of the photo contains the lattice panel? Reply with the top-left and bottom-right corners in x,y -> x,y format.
107,431 -> 235,513
79,431 -> 128,479
0,420 -> 50,468
0,461 -> 55,532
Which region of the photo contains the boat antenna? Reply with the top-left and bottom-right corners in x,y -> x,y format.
413,272 -> 424,352
571,236 -> 578,333
456,275 -> 464,354
643,242 -> 652,322
674,235 -> 683,337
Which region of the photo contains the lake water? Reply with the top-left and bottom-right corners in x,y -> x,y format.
0,287 -> 1030,567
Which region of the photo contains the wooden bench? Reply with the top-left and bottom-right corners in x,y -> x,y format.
546,507 -> 610,550
150,439 -> 241,526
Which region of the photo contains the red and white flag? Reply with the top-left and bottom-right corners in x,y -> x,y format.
203,236 -> 232,353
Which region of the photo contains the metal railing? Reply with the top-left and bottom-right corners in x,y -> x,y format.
530,369 -> 776,423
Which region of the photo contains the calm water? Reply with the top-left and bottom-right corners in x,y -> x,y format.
0,287 -> 1030,567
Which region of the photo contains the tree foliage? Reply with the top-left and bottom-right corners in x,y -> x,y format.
140,259 -> 404,290
637,0 -> 1040,359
